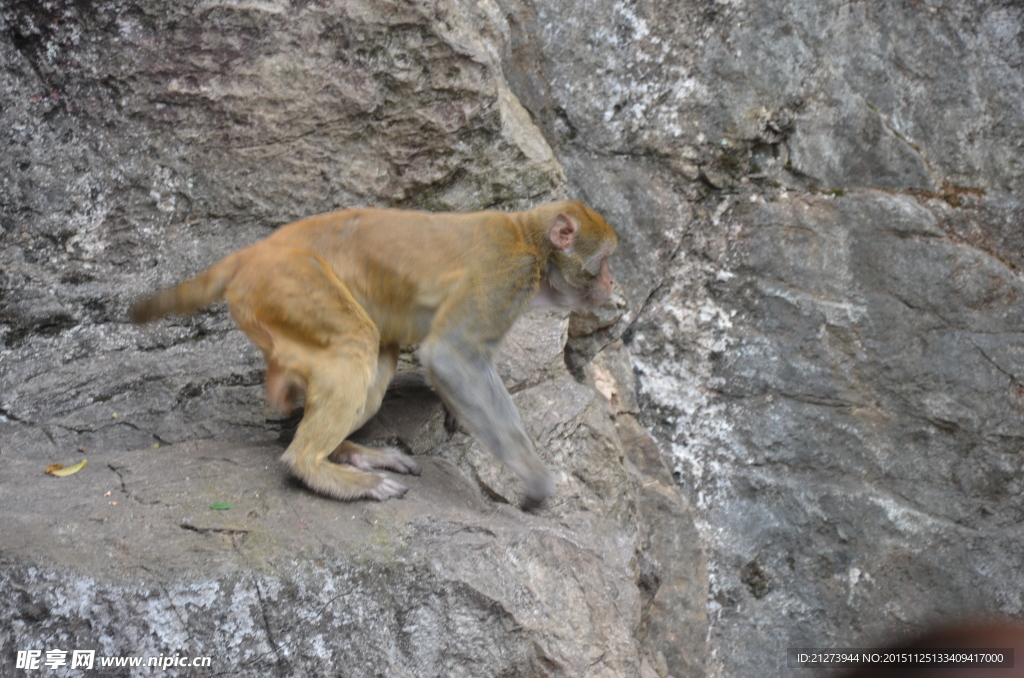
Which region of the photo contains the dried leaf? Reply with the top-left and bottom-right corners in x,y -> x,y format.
48,459 -> 87,477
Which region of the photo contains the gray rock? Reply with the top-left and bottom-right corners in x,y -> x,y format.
2,442 -> 640,677
0,0 -> 701,674
2,330 -> 702,676
631,189 -> 1024,676
489,0 -> 1024,674
4,0 -> 1024,676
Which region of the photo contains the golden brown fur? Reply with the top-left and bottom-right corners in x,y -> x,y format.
131,200 -> 618,505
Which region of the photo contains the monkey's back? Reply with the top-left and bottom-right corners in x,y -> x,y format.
255,207 -> 541,346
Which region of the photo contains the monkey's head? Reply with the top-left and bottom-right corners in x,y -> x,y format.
539,201 -> 618,309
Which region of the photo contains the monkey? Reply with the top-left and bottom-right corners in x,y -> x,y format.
130,201 -> 618,508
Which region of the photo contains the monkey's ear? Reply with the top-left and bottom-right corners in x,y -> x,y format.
549,214 -> 579,251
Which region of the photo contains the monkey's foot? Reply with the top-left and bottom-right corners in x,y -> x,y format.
330,441 -> 421,476
365,475 -> 410,501
285,457 -> 410,501
329,470 -> 408,501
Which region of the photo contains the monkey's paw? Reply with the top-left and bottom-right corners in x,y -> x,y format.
366,474 -> 410,501
333,443 -> 421,476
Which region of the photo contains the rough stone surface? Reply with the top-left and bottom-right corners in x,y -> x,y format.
631,190 -> 1024,676
2,307 -> 700,677
3,0 -> 1024,676
2,442 -> 642,677
469,0 -> 1024,674
0,0 -> 704,675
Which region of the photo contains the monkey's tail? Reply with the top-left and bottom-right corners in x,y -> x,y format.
130,252 -> 242,324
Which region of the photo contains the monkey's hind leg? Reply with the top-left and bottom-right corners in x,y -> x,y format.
285,359 -> 412,500
327,343 -> 421,477
241,251 -> 411,501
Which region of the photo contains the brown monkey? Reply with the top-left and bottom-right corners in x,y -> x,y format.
131,200 -> 618,507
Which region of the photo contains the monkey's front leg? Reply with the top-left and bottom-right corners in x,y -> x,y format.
421,341 -> 554,509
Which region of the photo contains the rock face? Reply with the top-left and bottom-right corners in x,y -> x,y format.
2,0 -> 1023,677
2,305 -> 704,677
1,438 -> 653,677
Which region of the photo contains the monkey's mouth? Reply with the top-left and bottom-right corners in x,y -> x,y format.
585,283 -> 614,306
581,296 -> 610,311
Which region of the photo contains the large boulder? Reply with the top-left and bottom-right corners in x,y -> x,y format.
3,0 -> 1023,676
